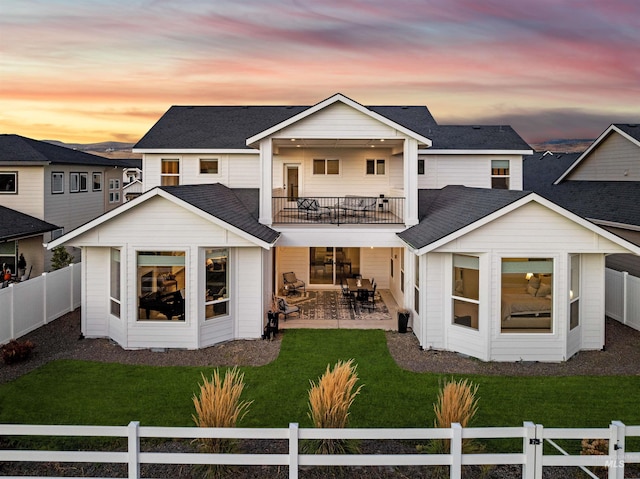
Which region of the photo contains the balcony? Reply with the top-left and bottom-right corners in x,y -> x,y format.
272,196 -> 404,225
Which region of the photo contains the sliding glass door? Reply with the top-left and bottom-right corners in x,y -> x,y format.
309,247 -> 360,285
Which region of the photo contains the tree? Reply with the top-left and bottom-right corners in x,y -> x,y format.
50,246 -> 73,270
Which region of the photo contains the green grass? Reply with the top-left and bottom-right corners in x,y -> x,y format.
1,329 -> 639,431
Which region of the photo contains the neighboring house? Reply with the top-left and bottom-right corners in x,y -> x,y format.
123,179 -> 143,202
123,166 -> 142,185
0,205 -> 58,280
0,134 -> 136,272
524,124 -> 640,277
49,94 -> 640,361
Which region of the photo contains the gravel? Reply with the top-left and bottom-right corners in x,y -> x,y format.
1,310 -> 638,478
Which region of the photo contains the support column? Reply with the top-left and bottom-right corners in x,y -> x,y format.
403,138 -> 419,226
259,138 -> 273,226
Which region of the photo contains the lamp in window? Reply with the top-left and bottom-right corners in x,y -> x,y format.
525,272 -> 534,280
569,289 -> 574,300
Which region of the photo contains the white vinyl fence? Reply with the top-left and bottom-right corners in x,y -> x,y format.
606,268 -> 640,331
0,263 -> 81,344
0,421 -> 637,479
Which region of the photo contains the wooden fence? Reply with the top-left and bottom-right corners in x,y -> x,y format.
0,263 -> 81,344
0,421 -> 637,478
605,267 -> 640,331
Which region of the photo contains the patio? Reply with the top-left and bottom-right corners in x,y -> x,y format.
276,289 -> 399,330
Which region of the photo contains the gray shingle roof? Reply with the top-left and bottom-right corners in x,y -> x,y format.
134,102 -> 529,151
615,124 -> 640,142
158,183 -> 279,245
524,152 -> 640,228
0,134 -> 138,168
0,205 -> 59,242
398,186 -> 530,250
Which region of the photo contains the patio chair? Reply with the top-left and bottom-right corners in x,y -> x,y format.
296,198 -> 330,221
340,279 -> 354,307
276,296 -> 300,320
283,271 -> 305,295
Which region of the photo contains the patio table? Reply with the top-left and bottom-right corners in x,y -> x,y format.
346,278 -> 373,293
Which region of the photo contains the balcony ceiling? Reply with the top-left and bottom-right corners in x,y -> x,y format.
272,138 -> 404,149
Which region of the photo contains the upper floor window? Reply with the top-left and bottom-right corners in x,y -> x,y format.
70,172 -> 88,193
52,172 -> 64,194
0,172 -> 17,194
109,178 -> 120,204
313,158 -> 339,175
161,159 -> 180,186
366,159 -> 385,175
92,173 -> 102,191
491,160 -> 510,189
417,159 -> 425,175
200,159 -> 219,175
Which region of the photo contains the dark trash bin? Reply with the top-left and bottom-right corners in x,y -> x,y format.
398,310 -> 410,333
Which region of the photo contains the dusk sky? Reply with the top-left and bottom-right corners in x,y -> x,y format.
1,0 -> 639,145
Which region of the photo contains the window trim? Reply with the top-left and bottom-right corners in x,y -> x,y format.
199,158 -> 220,175
417,159 -> 425,175
312,158 -> 340,175
569,254 -> 580,330
92,172 -> 103,191
161,158 -> 181,186
108,178 -> 121,204
452,254 -> 480,330
70,172 -> 88,193
491,160 -> 510,189
110,248 -> 121,319
136,250 -> 187,322
366,158 -> 386,176
205,248 -> 230,320
52,172 -> 64,194
0,171 -> 18,194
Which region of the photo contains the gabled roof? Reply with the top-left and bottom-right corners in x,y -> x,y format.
524,151 -> 582,188
0,205 -> 59,242
0,134 -> 137,168
398,186 -> 529,251
398,185 -> 640,254
48,183 -> 279,249
133,93 -> 529,152
245,93 -> 433,147
554,124 -> 640,184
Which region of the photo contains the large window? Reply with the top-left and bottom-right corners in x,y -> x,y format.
0,241 -> 16,273
452,255 -> 480,329
313,158 -> 340,175
52,172 -> 64,194
137,251 -> 185,321
501,258 -> 553,333
491,160 -> 510,189
570,255 -> 580,330
366,159 -> 385,175
161,159 -> 180,185
110,248 -> 121,318
0,172 -> 17,194
205,248 -> 229,319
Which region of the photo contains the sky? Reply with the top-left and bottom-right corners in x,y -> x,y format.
1,0 -> 639,145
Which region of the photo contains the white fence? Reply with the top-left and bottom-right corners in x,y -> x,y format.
0,263 -> 81,345
0,421 -> 637,478
606,268 -> 640,331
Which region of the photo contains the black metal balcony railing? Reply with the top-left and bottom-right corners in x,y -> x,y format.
272,196 -> 404,225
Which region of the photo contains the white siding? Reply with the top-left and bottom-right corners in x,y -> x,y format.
236,248 -> 263,338
0,166 -> 44,218
569,132 -> 640,181
419,154 -> 524,191
70,197 -> 257,247
279,102 -> 405,139
423,253 -> 446,350
580,254 -> 605,350
359,247 -> 391,289
82,247 -> 110,338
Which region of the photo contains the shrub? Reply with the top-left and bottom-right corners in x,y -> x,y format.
192,367 -> 252,478
305,359 -> 363,455
2,339 -> 35,364
417,378 -> 489,478
51,246 -> 74,270
581,438 -> 608,474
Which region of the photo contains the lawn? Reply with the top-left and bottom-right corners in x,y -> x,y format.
1,329 -> 639,430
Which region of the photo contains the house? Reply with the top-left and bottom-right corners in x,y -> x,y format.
524,124 -> 640,277
48,94 -> 640,361
0,205 -> 58,281
0,134 -> 137,274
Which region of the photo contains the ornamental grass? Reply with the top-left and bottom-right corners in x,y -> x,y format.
192,367 -> 252,477
305,359 -> 363,455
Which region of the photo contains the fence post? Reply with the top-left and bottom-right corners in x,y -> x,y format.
69,263 -> 75,313
289,423 -> 299,479
42,272 -> 48,324
608,421 -> 625,479
128,421 -> 140,479
451,423 -> 462,479
622,272 -> 628,325
523,422 -> 537,479
8,284 -> 15,340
